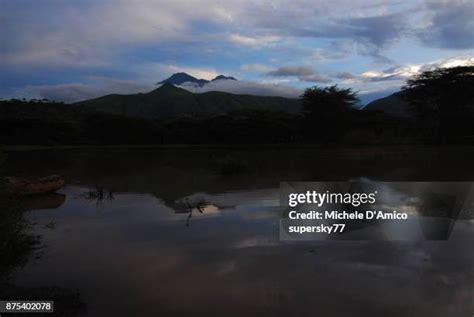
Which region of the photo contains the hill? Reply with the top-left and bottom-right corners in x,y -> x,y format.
75,83 -> 301,118
363,92 -> 413,118
0,99 -> 301,145
0,100 -> 164,145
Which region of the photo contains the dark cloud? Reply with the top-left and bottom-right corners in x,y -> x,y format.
345,13 -> 406,62
267,65 -> 332,83
311,41 -> 354,61
2,0 -> 473,101
267,65 -> 314,77
244,1 -> 409,47
298,74 -> 332,84
289,12 -> 407,61
418,0 -> 474,49
335,72 -> 356,80
346,13 -> 406,48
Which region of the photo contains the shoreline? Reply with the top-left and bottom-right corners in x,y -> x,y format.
2,144 -> 474,152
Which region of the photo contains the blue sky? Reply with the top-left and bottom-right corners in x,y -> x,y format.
1,0 -> 473,104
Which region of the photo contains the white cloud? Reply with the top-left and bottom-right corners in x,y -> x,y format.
15,78 -> 154,103
430,55 -> 474,69
340,55 -> 474,83
240,63 -> 273,72
8,76 -> 302,102
2,0 -> 473,101
178,79 -> 302,98
228,34 -> 281,47
359,65 -> 420,81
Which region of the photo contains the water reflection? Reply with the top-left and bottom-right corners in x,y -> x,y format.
1,148 -> 473,316
0,194 -> 85,316
79,188 -> 115,212
172,196 -> 237,227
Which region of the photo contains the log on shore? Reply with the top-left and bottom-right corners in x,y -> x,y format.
2,175 -> 65,196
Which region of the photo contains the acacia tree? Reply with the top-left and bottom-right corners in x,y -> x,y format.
302,85 -> 359,115
401,65 -> 474,142
301,85 -> 359,144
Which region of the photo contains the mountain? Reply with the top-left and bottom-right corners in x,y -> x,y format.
359,89 -> 398,105
211,75 -> 237,81
75,83 -> 300,118
157,72 -> 209,86
362,92 -> 414,118
157,72 -> 237,87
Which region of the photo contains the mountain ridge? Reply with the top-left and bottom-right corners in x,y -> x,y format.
157,72 -> 237,87
75,82 -> 300,118
211,75 -> 237,81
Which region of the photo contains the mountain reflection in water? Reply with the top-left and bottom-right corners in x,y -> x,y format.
1,147 -> 473,317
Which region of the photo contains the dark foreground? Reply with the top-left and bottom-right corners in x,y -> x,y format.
1,146 -> 473,316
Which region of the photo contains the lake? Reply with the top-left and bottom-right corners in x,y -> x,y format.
1,146 -> 473,316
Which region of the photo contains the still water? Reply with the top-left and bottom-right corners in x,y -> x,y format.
1,147 -> 473,316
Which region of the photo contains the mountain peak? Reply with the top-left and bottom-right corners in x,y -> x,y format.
157,72 -> 238,87
211,75 -> 237,81
158,72 -> 209,87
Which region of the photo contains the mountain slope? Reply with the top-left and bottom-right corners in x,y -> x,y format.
363,92 -> 413,117
75,83 -> 300,118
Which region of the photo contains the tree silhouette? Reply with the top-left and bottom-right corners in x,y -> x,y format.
302,85 -> 358,115
401,65 -> 474,142
301,85 -> 359,144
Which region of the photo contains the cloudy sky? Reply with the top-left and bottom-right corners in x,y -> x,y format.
1,0 -> 473,104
